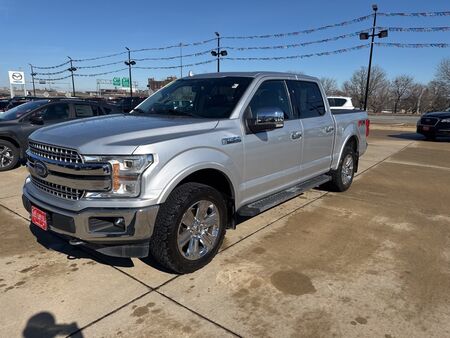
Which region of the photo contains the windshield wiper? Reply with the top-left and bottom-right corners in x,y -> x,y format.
130,108 -> 147,114
164,109 -> 200,118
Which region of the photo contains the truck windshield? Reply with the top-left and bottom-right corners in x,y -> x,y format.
0,100 -> 48,121
132,77 -> 253,119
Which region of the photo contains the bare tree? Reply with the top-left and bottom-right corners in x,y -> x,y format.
436,58 -> 450,87
342,66 -> 389,112
319,77 -> 338,95
390,75 -> 414,113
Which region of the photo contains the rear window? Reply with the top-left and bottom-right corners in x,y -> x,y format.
333,98 -> 347,107
74,104 -> 94,117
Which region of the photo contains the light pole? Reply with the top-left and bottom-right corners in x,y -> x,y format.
180,43 -> 183,78
211,32 -> 228,72
360,4 -> 388,111
124,47 -> 136,98
67,56 -> 77,97
29,64 -> 36,97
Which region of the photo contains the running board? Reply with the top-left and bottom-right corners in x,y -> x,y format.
237,174 -> 331,217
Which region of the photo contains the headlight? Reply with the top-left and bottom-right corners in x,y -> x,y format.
441,118 -> 450,123
83,154 -> 153,198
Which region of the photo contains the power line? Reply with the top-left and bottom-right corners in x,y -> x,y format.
226,44 -> 370,61
375,42 -> 450,48
135,59 -> 215,70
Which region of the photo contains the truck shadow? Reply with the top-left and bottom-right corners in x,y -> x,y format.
29,224 -> 134,268
388,132 -> 450,142
23,311 -> 83,338
29,223 -> 175,273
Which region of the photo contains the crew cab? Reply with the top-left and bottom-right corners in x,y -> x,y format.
0,99 -> 120,171
22,72 -> 369,273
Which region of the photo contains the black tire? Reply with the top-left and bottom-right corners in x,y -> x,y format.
0,140 -> 19,172
424,133 -> 436,141
328,145 -> 356,192
149,182 -> 227,274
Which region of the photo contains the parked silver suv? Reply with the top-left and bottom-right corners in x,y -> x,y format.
23,72 -> 369,273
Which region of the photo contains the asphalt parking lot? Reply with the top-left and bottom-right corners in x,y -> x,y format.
1,125 -> 449,338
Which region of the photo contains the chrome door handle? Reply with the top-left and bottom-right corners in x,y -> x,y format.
325,126 -> 334,133
291,131 -> 302,140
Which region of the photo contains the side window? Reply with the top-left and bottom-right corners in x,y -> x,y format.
334,98 -> 347,107
287,81 -> 326,118
327,98 -> 335,107
39,103 -> 70,122
245,80 -> 292,119
74,104 -> 94,118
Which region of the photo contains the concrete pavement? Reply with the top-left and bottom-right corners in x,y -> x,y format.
1,126 -> 449,337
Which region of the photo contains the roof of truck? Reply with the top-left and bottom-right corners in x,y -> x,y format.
188,71 -> 319,81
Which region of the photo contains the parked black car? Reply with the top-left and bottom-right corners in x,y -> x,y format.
416,108 -> 450,140
0,99 -> 120,171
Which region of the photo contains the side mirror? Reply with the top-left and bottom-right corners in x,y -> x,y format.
248,107 -> 284,133
30,114 -> 44,125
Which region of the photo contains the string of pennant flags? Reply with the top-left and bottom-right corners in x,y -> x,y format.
28,10 -> 450,82
33,25 -> 450,74
34,41 -> 450,82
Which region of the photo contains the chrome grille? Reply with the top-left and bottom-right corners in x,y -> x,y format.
420,117 -> 439,126
29,141 -> 82,164
31,176 -> 84,200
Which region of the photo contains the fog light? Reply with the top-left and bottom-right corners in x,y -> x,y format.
114,217 -> 125,228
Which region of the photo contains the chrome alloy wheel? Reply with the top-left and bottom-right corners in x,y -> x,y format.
177,200 -> 221,260
0,145 -> 14,169
341,154 -> 354,186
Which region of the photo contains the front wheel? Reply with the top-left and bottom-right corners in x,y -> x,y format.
0,140 -> 19,172
328,145 -> 356,192
149,182 -> 227,274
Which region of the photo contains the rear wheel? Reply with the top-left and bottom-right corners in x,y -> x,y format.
0,140 -> 19,172
149,182 -> 227,274
328,145 -> 356,192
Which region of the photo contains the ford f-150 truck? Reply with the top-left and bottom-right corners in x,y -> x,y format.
22,72 -> 369,273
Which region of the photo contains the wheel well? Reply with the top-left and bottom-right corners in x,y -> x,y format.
0,136 -> 20,150
346,136 -> 358,154
177,169 -> 236,228
177,169 -> 234,200
345,136 -> 359,172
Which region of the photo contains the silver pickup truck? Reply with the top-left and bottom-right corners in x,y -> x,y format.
22,72 -> 369,273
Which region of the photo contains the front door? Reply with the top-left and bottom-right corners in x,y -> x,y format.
242,80 -> 303,204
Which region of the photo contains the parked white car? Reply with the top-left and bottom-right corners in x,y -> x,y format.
328,96 -> 355,110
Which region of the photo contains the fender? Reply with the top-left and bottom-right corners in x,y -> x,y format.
140,147 -> 240,206
331,124 -> 359,171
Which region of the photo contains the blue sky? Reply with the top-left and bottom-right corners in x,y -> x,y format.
1,0 -> 449,92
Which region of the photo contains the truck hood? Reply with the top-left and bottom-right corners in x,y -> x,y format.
30,115 -> 219,155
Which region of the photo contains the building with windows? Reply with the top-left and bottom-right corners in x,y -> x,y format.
147,76 -> 177,93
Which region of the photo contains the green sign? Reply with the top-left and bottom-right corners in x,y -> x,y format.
121,77 -> 130,87
112,77 -> 121,86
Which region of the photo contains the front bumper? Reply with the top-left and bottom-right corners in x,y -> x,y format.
22,187 -> 159,258
417,125 -> 450,136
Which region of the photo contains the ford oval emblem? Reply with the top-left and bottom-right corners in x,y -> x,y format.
34,161 -> 48,178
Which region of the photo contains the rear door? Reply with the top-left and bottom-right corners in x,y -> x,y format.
287,80 -> 334,179
241,80 -> 303,203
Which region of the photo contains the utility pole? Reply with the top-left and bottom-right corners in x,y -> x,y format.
180,43 -> 183,78
124,47 -> 136,98
67,56 -> 77,97
29,64 -> 36,97
360,4 -> 388,111
211,32 -> 228,72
